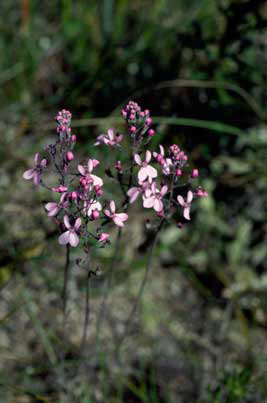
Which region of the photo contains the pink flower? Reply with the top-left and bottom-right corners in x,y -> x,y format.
134,151 -> 157,183
23,153 -> 47,185
78,159 -> 103,187
95,128 -> 123,146
153,145 -> 173,175
84,199 -> 102,217
98,233 -> 110,243
177,190 -> 193,220
52,185 -> 68,193
45,193 -> 68,217
195,187 -> 208,197
104,200 -> 128,227
143,182 -> 168,212
127,180 -> 152,204
58,215 -> 81,247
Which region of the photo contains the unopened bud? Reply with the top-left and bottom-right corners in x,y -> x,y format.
66,151 -> 74,161
191,169 -> 199,178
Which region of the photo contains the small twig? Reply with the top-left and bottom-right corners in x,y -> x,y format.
80,269 -> 95,353
62,244 -> 70,333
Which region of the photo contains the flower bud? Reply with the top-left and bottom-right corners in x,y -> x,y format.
176,169 -> 182,177
66,151 -> 74,161
71,134 -> 76,143
148,129 -> 155,137
71,191 -> 78,200
191,169 -> 199,178
92,210 -> 100,220
145,117 -> 152,126
130,126 -> 136,134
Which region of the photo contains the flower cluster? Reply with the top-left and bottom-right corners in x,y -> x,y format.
23,101 -> 208,251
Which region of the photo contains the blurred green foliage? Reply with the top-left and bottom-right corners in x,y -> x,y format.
1,0 -> 267,402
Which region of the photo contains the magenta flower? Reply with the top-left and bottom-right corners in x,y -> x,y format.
134,150 -> 157,183
45,193 -> 68,217
177,190 -> 193,220
58,215 -> 81,247
23,153 -> 47,185
78,159 -> 103,187
98,233 -> 110,243
104,200 -> 128,227
143,182 -> 168,212
95,128 -> 123,146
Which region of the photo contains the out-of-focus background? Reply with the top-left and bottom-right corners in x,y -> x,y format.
1,1 -> 267,402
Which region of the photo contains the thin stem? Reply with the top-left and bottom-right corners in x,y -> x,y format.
80,269 -> 91,353
62,244 -> 70,332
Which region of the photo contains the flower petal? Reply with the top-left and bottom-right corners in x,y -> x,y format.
78,164 -> 85,175
115,213 -> 128,222
138,167 -> 148,182
187,190 -> 193,203
34,153 -> 40,166
110,200 -> 116,214
74,217 -> 81,230
69,232 -> 79,247
23,169 -> 35,180
146,165 -> 157,179
143,196 -> 155,208
145,150 -> 151,163
134,154 -> 142,166
91,174 -> 103,187
161,185 -> 168,197
177,195 -> 185,207
154,199 -> 163,212
113,217 -> 124,227
58,231 -> 70,245
183,206 -> 191,220
127,187 -> 141,203
64,215 -> 71,229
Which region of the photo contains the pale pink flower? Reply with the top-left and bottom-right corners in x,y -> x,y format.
177,190 -> 193,220
143,182 -> 168,212
153,145 -> 172,175
84,199 -> 102,217
23,153 -> 47,185
45,193 -> 68,217
134,150 -> 157,183
95,128 -> 123,146
104,200 -> 128,227
98,233 -> 110,243
127,180 -> 152,204
78,159 -> 103,187
58,215 -> 81,247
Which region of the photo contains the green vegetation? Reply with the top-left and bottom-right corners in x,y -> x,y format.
0,0 -> 267,401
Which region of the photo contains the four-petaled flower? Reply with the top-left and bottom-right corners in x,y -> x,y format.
23,153 -> 47,185
104,200 -> 128,227
45,193 -> 68,217
95,128 -> 123,147
78,158 -> 103,187
177,190 -> 193,220
134,151 -> 157,183
143,182 -> 168,212
58,215 -> 81,247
